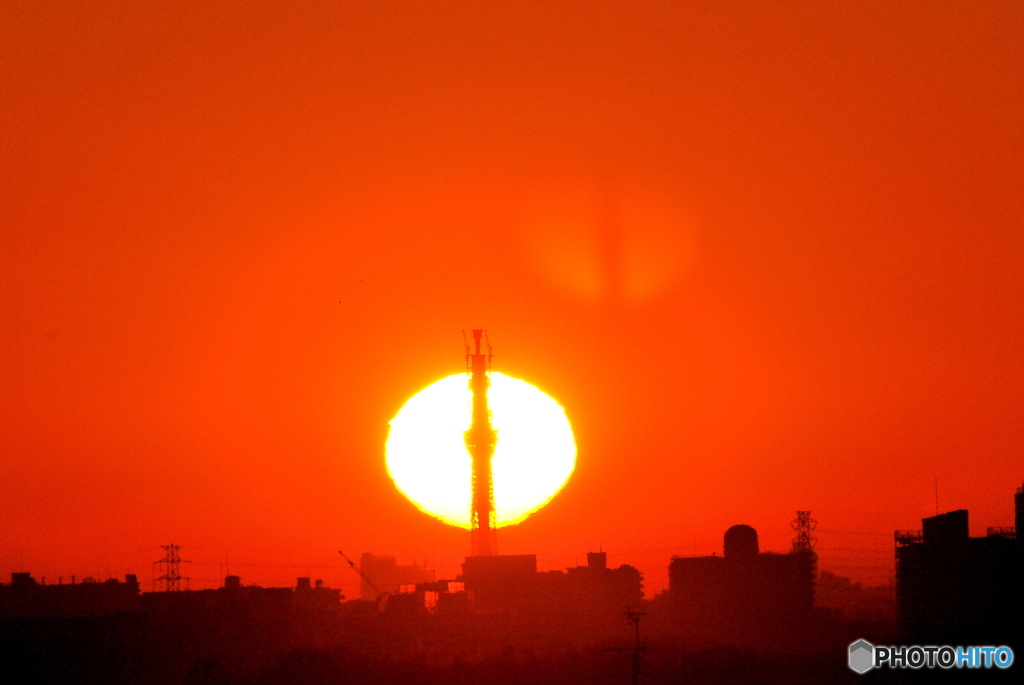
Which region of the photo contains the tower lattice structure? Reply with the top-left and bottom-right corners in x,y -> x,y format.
465,329 -> 497,557
153,543 -> 190,592
791,511 -> 818,557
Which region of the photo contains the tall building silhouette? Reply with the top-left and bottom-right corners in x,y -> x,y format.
895,484 -> 1023,645
1017,484 -> 1024,536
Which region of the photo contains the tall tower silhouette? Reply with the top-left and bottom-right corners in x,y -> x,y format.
791,511 -> 818,559
153,544 -> 189,592
465,330 -> 497,557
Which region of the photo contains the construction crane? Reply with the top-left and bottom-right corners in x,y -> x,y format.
338,550 -> 385,599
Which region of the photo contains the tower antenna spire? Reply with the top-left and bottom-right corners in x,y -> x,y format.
465,329 -> 497,556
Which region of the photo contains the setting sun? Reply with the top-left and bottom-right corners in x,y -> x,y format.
386,373 -> 576,528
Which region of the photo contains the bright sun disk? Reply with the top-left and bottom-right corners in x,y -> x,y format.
385,373 -> 576,528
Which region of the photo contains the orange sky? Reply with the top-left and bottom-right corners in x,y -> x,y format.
2,2 -> 1022,595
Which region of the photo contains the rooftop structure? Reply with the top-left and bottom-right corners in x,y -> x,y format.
895,484 -> 1022,644
668,522 -> 815,646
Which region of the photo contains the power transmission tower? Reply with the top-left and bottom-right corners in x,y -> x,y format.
791,511 -> 818,555
153,544 -> 190,592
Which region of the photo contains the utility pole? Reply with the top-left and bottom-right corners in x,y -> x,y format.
606,607 -> 647,684
627,608 -> 647,685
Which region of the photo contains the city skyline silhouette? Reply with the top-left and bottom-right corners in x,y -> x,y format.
2,1 -> 1022,682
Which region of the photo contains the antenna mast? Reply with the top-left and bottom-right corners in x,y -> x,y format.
465,329 -> 497,557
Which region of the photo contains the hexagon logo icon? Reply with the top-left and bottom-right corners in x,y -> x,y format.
848,639 -> 875,674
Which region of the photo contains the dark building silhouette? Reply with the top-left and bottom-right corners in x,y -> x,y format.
667,524 -> 815,646
815,571 -> 896,623
1017,485 -> 1024,536
460,553 -> 643,618
895,485 -> 1023,645
358,553 -> 433,600
342,550 -> 646,650
462,554 -> 538,611
0,571 -> 349,683
325,551 -> 644,655
566,552 -> 643,614
137,575 -> 345,682
0,573 -> 141,618
723,524 -> 759,559
0,543 -> 897,682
